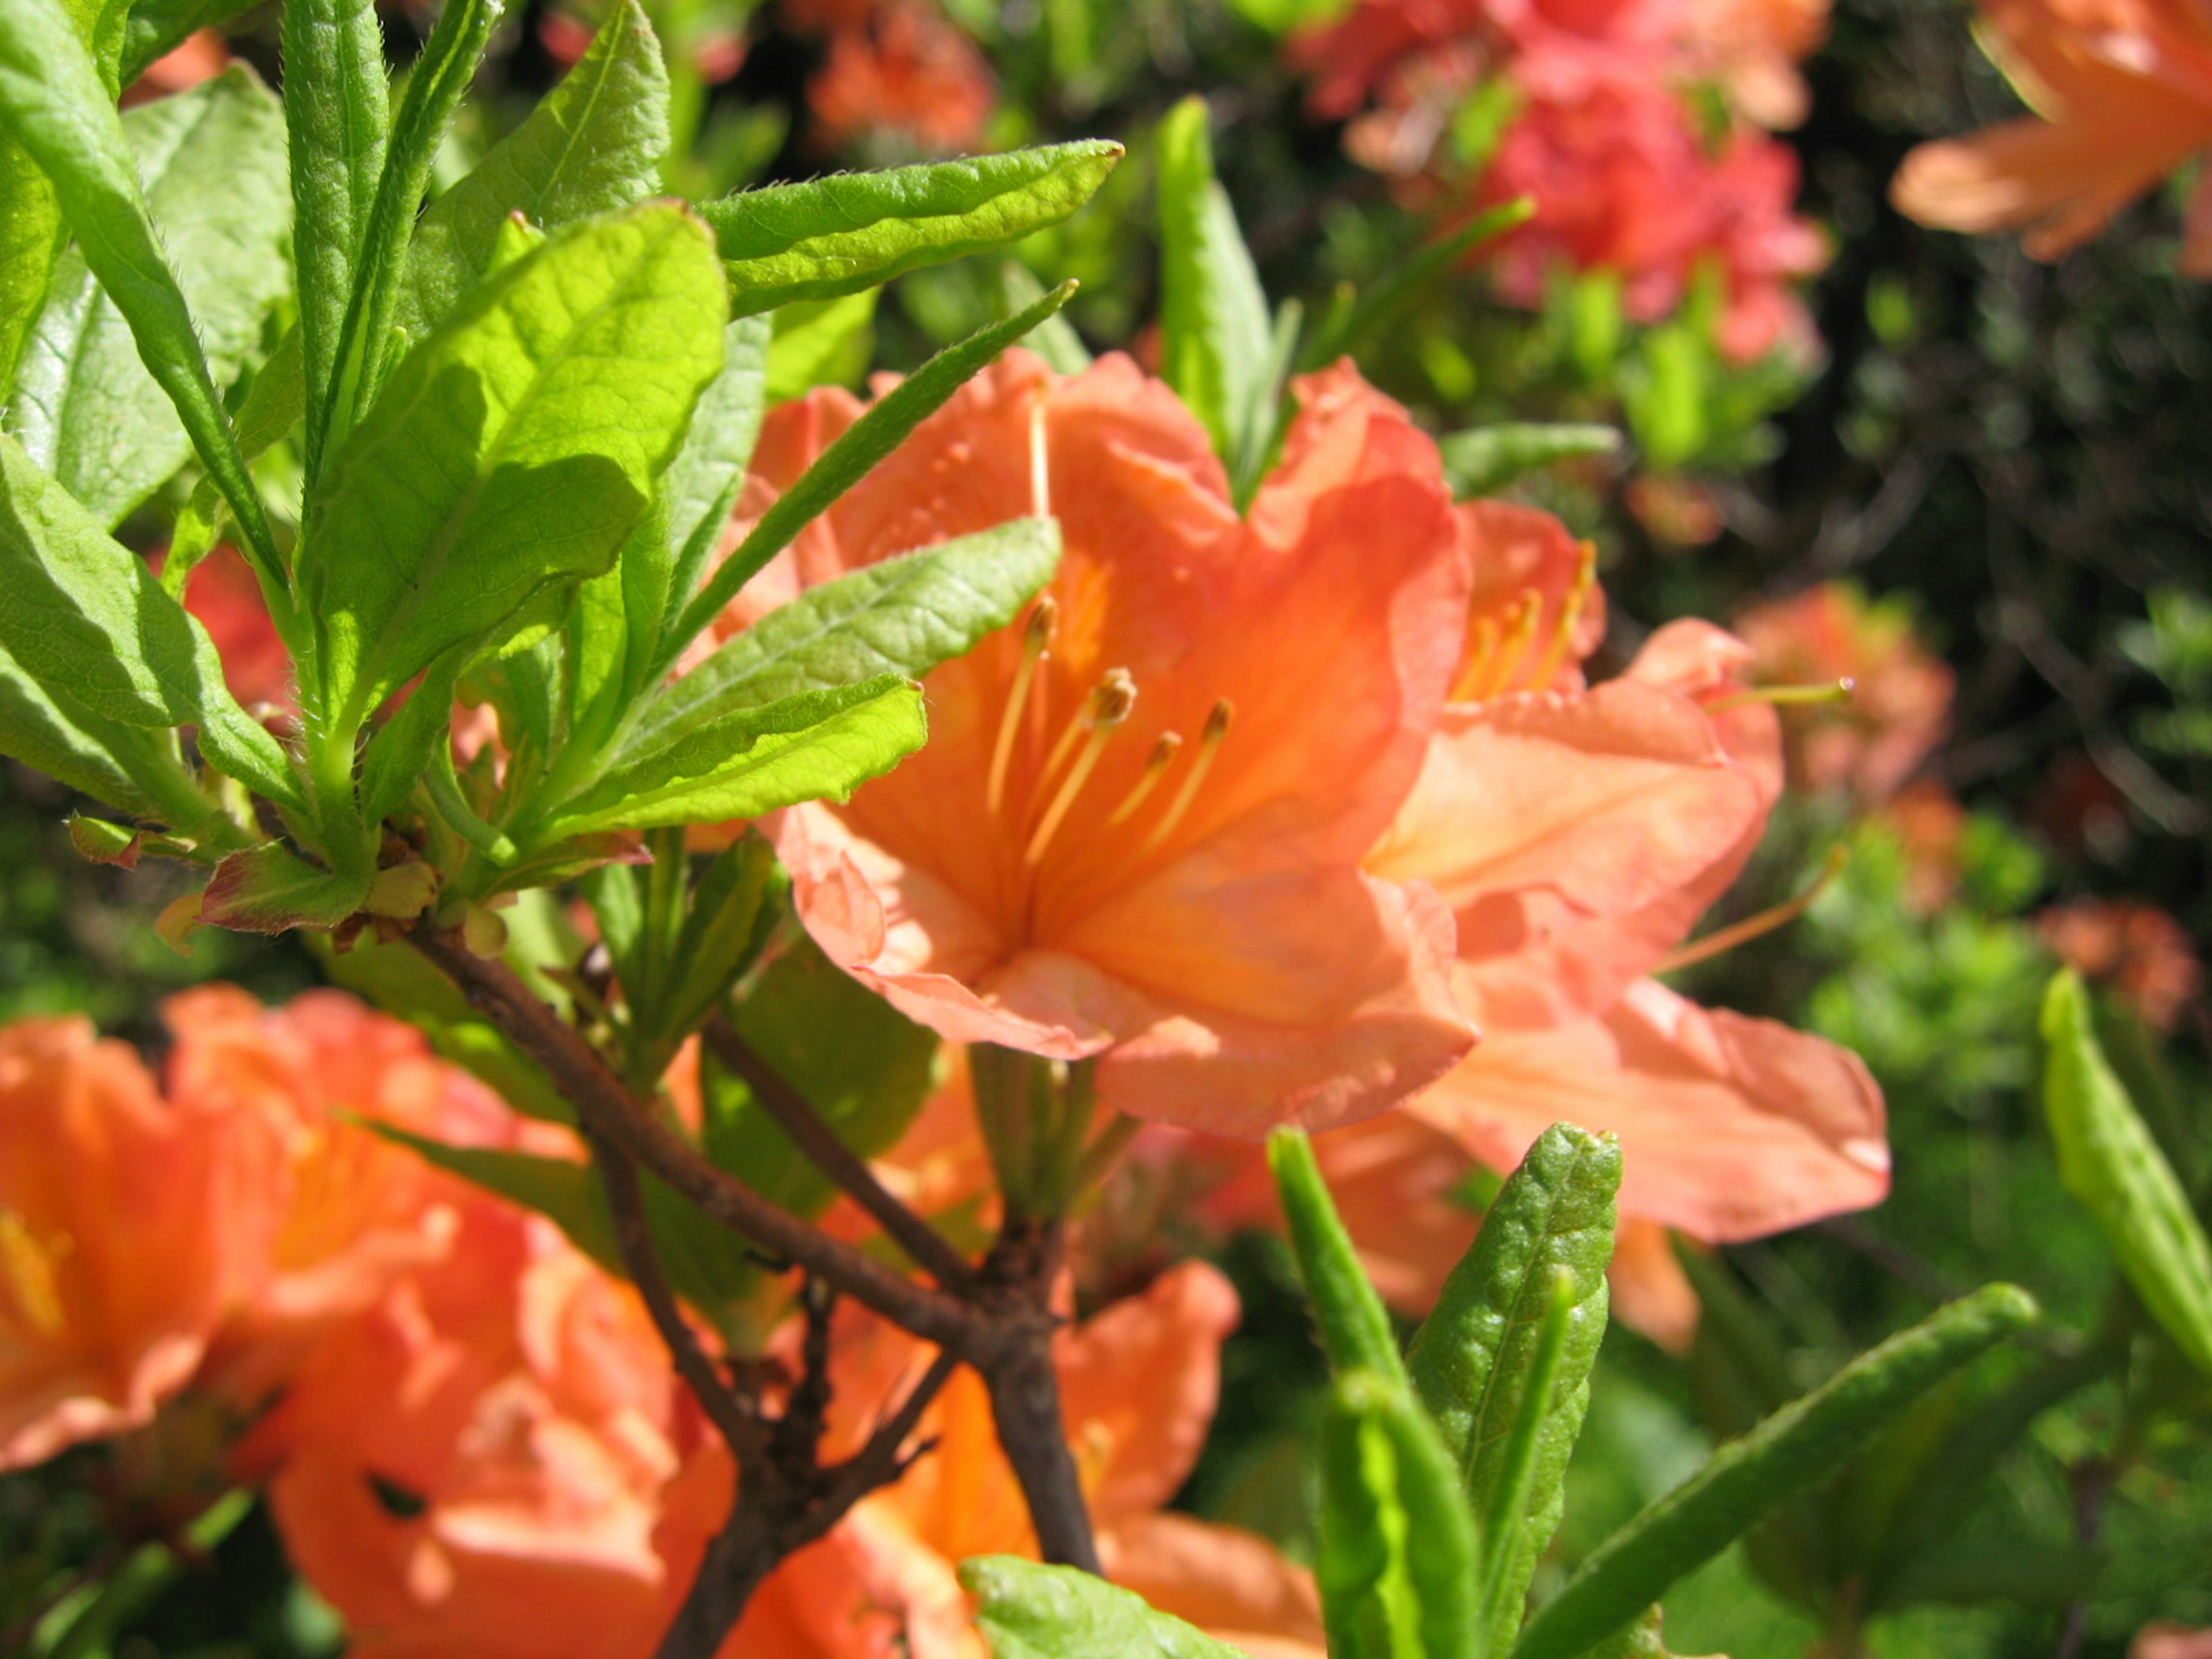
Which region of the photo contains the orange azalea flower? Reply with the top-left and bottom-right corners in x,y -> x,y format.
1366,506 -> 1888,1251
161,987 -> 569,1402
1892,0 -> 2212,276
733,351 -> 1474,1137
664,1262 -> 1324,1659
1733,581 -> 1955,808
253,1207 -> 699,1659
177,545 -> 295,717
0,1018 -> 238,1469
790,0 -> 997,154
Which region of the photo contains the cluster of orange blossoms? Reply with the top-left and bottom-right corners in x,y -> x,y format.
1892,0 -> 2212,275
1292,0 -> 1830,361
3,354 -> 1887,1651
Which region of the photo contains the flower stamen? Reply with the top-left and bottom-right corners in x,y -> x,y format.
1707,677 -> 1857,713
1527,540 -> 1599,692
987,597 -> 1058,816
1653,846 -> 1849,974
1142,699 -> 1233,854
1025,669 -> 1138,866
1106,732 -> 1185,827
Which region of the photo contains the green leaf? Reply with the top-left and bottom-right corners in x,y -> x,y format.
1510,1283 -> 2041,1659
1316,1370 -> 1481,1659
1438,423 -> 1623,500
0,430 -> 300,810
961,1556 -> 1252,1659
763,289 -> 877,402
1404,1123 -> 1618,1659
1156,97 -> 1273,489
1269,1128 -> 1408,1387
543,676 -> 925,836
669,281 -> 1075,659
700,927 -> 938,1220
998,259 -> 1090,376
199,840 -> 370,933
628,517 -> 1059,760
0,0 -> 279,577
368,1121 -> 618,1262
698,141 -> 1123,319
165,328 -> 304,592
284,0 -> 388,452
119,0 -> 262,85
299,201 -> 727,739
0,643 -> 210,822
664,314 -> 772,606
316,0 -> 502,466
1306,199 -> 1532,370
396,0 -> 669,341
2041,969 -> 2212,1377
10,65 -> 290,528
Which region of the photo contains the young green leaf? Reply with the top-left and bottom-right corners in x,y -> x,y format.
316,0 -> 503,465
0,647 -> 216,825
10,65 -> 290,528
164,328 -> 305,593
0,432 -> 300,810
1305,199 -> 1533,370
960,1556 -> 1252,1659
1270,1128 -> 1408,1387
397,0 -> 670,340
1438,423 -> 1623,500
1404,1124 -> 1618,1658
697,141 -> 1122,318
2041,969 -> 2212,1377
1316,1370 -> 1482,1659
669,281 -> 1075,658
999,259 -> 1092,375
298,201 -> 726,740
0,0 -> 279,578
1156,97 -> 1273,487
663,315 -> 772,609
541,677 -> 925,837
1511,1283 -> 2041,1659
700,929 -> 941,1220
630,518 -> 1059,759
199,841 -> 372,933
285,0 -> 388,449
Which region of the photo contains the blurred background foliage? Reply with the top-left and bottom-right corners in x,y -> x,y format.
2,0 -> 2209,1653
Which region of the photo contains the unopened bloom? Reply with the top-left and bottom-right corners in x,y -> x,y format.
1892,0 -> 2212,276
736,351 -> 1474,1137
0,1018 -> 236,1469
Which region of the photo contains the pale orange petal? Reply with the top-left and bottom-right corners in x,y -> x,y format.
1102,1513 -> 1327,1658
1412,978 -> 1888,1240
1607,1219 -> 1701,1353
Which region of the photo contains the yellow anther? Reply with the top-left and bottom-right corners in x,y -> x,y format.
1025,670 -> 1138,866
1107,732 -> 1185,827
1527,540 -> 1599,693
1143,699 -> 1232,854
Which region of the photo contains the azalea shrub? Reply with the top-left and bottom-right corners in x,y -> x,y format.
0,1 -> 2209,1657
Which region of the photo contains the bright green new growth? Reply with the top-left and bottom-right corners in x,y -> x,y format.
12,66 -> 291,529
2041,970 -> 2212,1377
1438,423 -> 1624,500
0,0 -> 279,580
298,202 -> 728,745
1406,1123 -> 1618,1658
1270,1128 -> 1410,1387
961,1557 -> 1252,1659
1156,96 -> 1281,499
700,141 -> 1123,317
1512,1282 -> 2041,1659
1317,1370 -> 1482,1659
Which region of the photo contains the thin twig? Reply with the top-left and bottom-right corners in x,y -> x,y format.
703,1017 -> 977,1290
408,927 -> 979,1351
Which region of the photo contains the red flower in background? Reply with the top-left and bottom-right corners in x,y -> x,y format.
2037,898 -> 2206,1033
1294,0 -> 1827,361
787,0 -> 995,153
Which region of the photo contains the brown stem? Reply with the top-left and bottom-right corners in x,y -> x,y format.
972,1217 -> 1101,1574
408,927 -> 976,1350
702,1017 -> 976,1290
